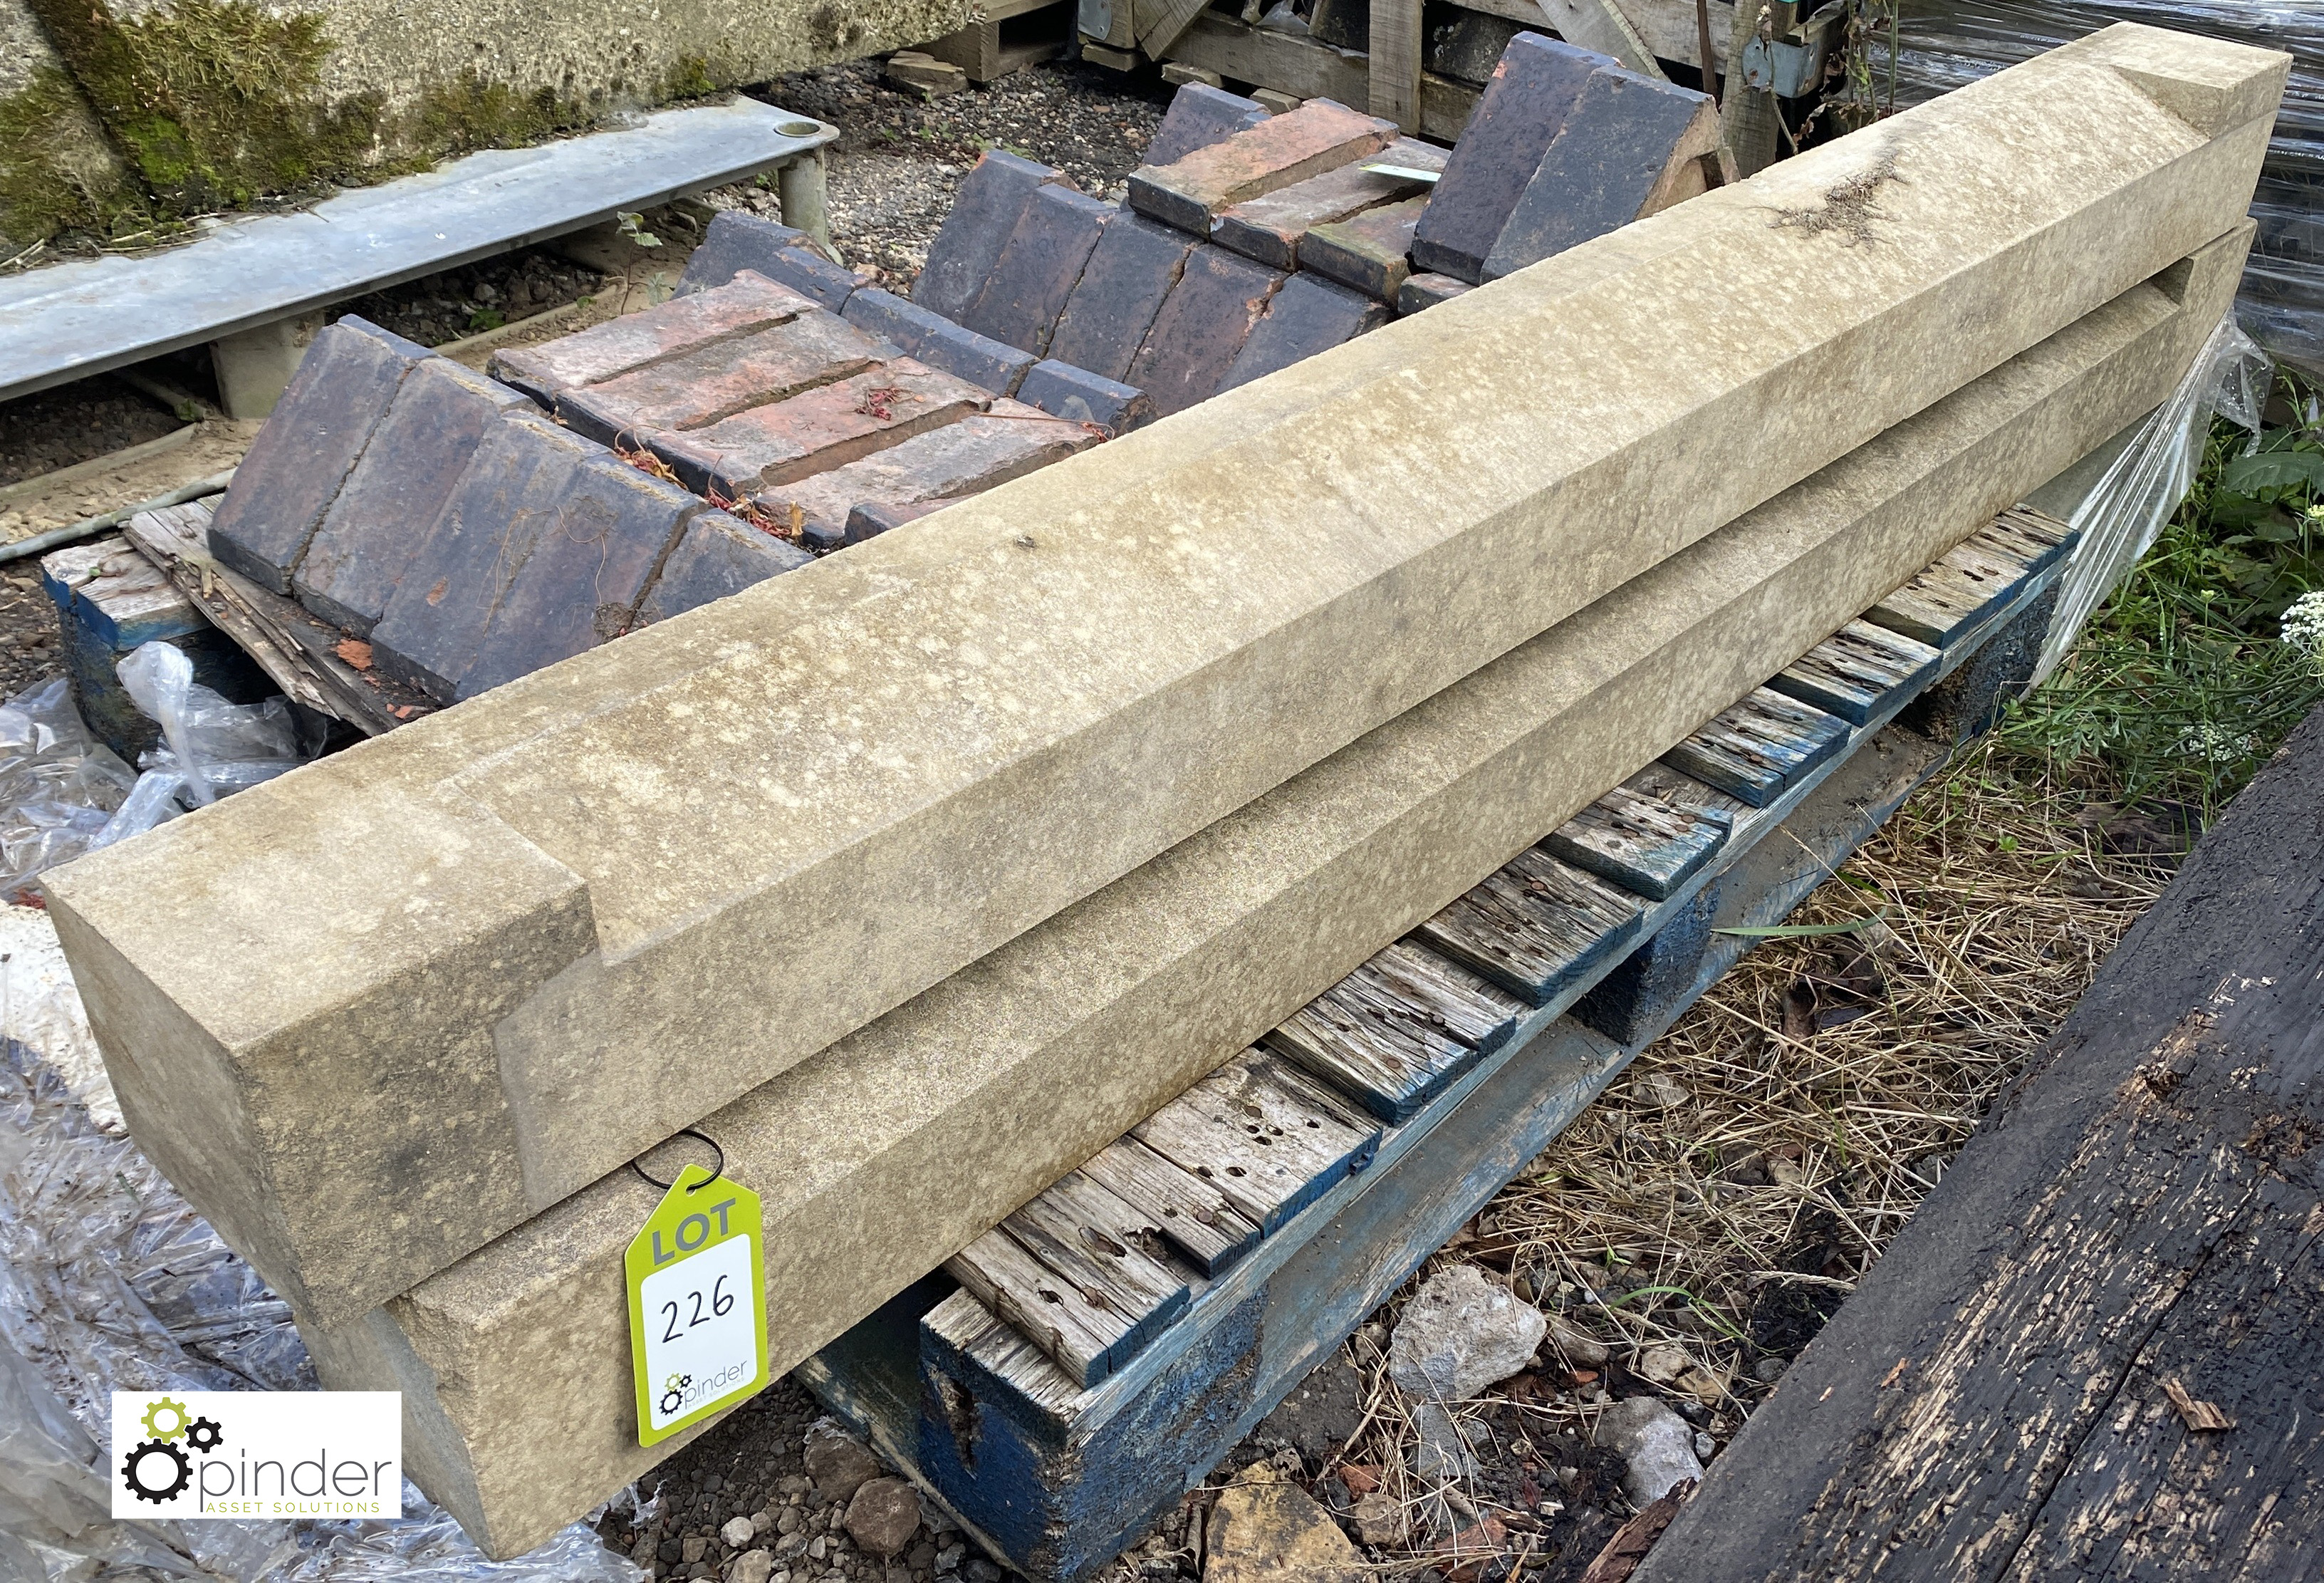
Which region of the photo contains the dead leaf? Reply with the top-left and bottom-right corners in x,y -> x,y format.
334,638 -> 374,670
1781,980 -> 1818,1040
1578,1478 -> 1694,1583
2163,1378 -> 2233,1431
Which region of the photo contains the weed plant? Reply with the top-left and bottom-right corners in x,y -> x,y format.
1996,373 -> 2324,811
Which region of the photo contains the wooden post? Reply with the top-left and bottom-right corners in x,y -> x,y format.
1696,0 -> 1721,103
1719,0 -> 1781,177
1368,0 -> 1423,133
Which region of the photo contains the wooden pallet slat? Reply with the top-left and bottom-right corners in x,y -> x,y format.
1986,502 -> 2075,576
1264,940 -> 1527,1121
1766,619 -> 1942,725
944,1225 -> 1140,1389
1541,782 -> 1731,900
1411,845 -> 1646,1009
1078,1138 -> 1263,1277
1865,512 -> 2068,648
1661,687 -> 1850,809
922,1287 -> 1087,1425
1132,1049 -> 1381,1234
998,1170 -> 1194,1380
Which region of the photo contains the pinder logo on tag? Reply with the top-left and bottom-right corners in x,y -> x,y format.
108,1391 -> 402,1519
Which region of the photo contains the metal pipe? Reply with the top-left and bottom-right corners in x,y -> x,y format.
0,469 -> 236,566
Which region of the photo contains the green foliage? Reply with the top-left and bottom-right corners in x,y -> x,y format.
1997,375 -> 2324,810
27,0 -> 385,214
410,75 -> 574,157
0,66 -> 150,245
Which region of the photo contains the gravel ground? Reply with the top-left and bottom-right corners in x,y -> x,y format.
335,246 -> 611,348
0,376 -> 187,488
741,60 -> 1170,286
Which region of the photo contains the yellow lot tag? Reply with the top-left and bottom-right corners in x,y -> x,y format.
625,1163 -> 768,1446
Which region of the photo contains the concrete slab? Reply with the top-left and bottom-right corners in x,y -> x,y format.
294,358 -> 536,635
1127,100 -> 1399,237
1145,83 -> 1268,167
962,185 -> 1116,356
1047,214 -> 1199,383
1221,274 -> 1390,390
633,511 -> 813,624
1409,33 -> 1612,284
207,316 -> 433,594
912,150 -> 1067,323
298,237 -> 2250,1557
45,31 -> 2283,1344
1482,68 -> 1717,281
0,101 -> 835,404
1125,245 -> 1284,415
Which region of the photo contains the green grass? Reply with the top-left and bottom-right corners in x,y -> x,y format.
1995,373 -> 2324,811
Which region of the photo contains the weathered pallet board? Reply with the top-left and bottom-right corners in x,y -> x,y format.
795,509 -> 2084,1583
1158,14 -> 1480,142
1078,1138 -> 1262,1277
1866,507 -> 2071,649
1263,939 -> 1526,1122
1131,1049 -> 1382,1236
1766,619 -> 1942,726
1411,844 -> 1647,1007
1660,686 -> 1850,808
1635,703 -> 2324,1583
1541,782 -> 1730,900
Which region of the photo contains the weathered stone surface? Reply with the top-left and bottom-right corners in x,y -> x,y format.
632,510 -> 811,625
1389,1265 -> 1546,1401
1594,1397 -> 1704,1504
41,0 -> 946,190
843,1477 -> 922,1557
1205,1464 -> 1364,1583
1409,32 -> 1612,284
0,0 -> 135,249
912,150 -> 1065,322
1015,359 -> 1153,432
1397,271 -> 1472,315
291,226 -> 2253,1557
1127,99 -> 1399,237
1410,1401 -> 1481,1482
652,360 -> 989,495
1145,81 -> 1268,168
54,36 -> 2274,1361
293,358 -> 533,635
1221,273 -> 1388,391
1298,195 -> 1426,302
1429,10 -> 1528,84
557,311 -> 887,444
369,415 -> 698,701
1210,137 -> 1444,269
1047,214 -> 1198,383
489,272 -> 817,406
674,209 -> 816,296
749,246 -> 867,315
1483,68 -> 1718,281
842,287 -> 1036,394
961,184 -> 1115,355
752,407 -> 1099,543
207,316 -> 432,593
803,1418 -> 882,1504
1125,244 -> 1283,415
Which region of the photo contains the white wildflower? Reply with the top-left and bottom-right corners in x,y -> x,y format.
2286,590 -> 2324,657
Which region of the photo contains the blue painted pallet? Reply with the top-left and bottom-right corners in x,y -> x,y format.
1540,783 -> 1730,901
1661,687 -> 1853,808
1265,940 -> 1528,1122
795,508 -> 2083,1583
1767,620 -> 1942,726
1411,844 -> 1648,1007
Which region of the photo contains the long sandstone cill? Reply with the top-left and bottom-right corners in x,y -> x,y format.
301,227 -> 2252,1559
45,26 -> 2286,1332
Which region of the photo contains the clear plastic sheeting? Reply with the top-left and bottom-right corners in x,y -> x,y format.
1879,1 -> 2324,376
0,1026 -> 649,1583
2034,316 -> 2273,683
114,643 -> 301,812
0,680 -> 137,908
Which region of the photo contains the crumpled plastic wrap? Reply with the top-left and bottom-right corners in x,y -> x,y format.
0,991 -> 647,1582
2033,313 -> 2274,682
1880,0 -> 2324,377
0,644 -> 308,903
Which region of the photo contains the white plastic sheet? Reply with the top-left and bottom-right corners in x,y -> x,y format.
2033,316 -> 2274,684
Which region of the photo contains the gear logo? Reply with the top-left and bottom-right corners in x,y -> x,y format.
659,1373 -> 692,1417
122,1438 -> 192,1504
121,1397 -> 224,1505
